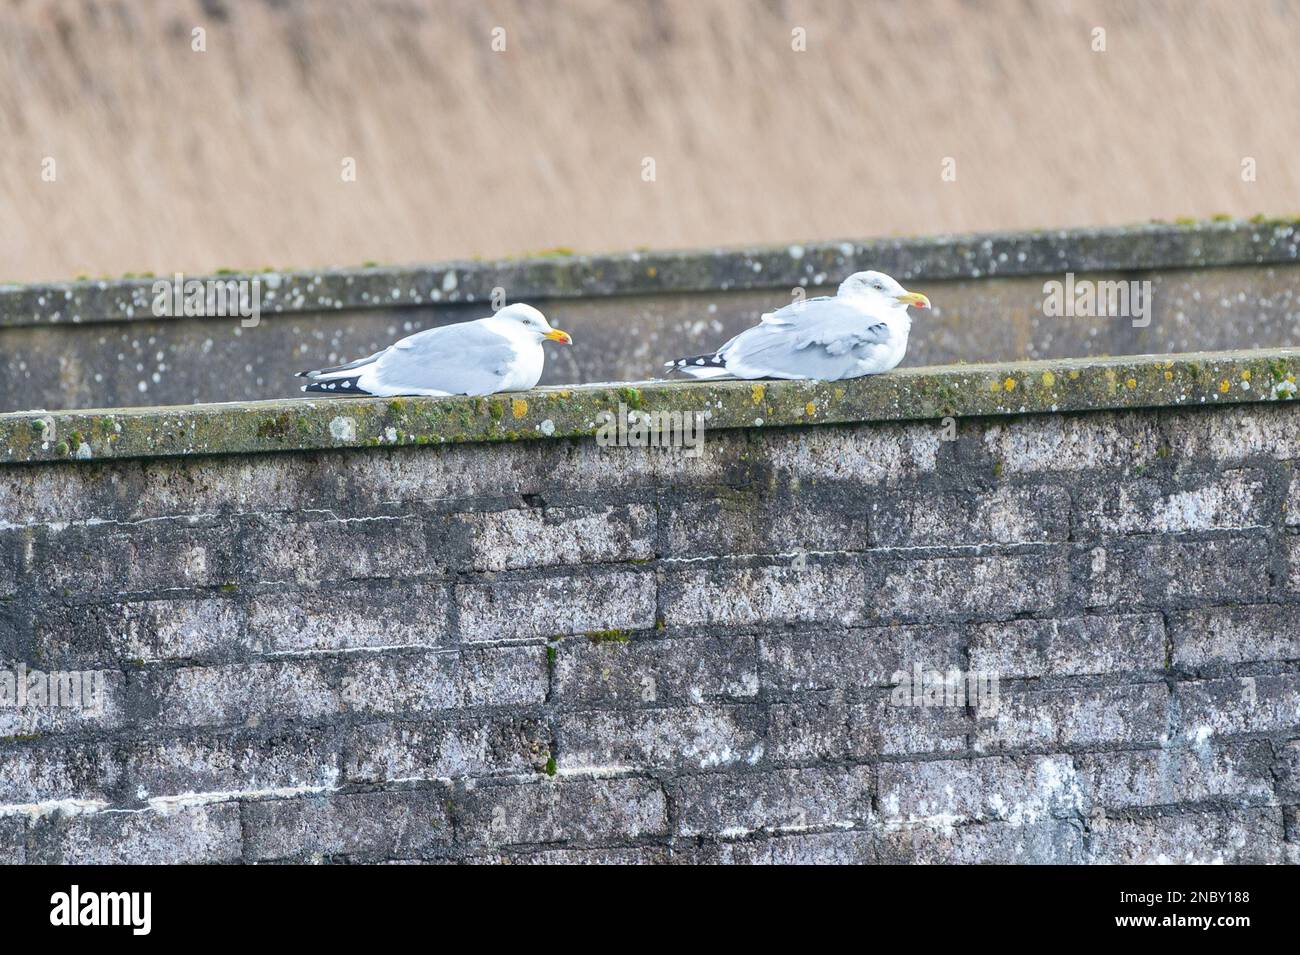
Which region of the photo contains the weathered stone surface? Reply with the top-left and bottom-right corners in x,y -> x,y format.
242,790 -> 451,861
123,730 -> 342,803
1082,537 -> 1273,608
34,596 -> 245,667
758,624 -> 964,692
1074,468 -> 1271,536
662,562 -> 866,628
455,569 -> 656,641
344,718 -> 549,782
1170,604 -> 1300,667
1074,741 -> 1275,810
457,777 -> 668,847
36,802 -> 243,864
460,504 -> 655,571
552,635 -> 758,706
340,646 -> 547,716
1175,674 -> 1300,739
967,614 -> 1166,678
881,819 -> 1086,865
247,582 -> 452,654
1085,808 -> 1285,864
878,755 -> 1084,828
555,705 -> 765,773
871,553 -> 1067,623
871,484 -> 1069,547
973,683 -> 1168,753
672,767 -> 873,837
768,696 -> 968,762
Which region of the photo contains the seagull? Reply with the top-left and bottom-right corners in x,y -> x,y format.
665,270 -> 929,381
297,303 -> 572,396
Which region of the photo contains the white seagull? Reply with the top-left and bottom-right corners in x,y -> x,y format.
297,303 -> 572,396
665,270 -> 930,381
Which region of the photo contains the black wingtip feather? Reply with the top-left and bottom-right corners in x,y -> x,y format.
300,376 -> 372,395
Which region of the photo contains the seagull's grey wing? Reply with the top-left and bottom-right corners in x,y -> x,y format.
369,322 -> 519,395
719,298 -> 891,379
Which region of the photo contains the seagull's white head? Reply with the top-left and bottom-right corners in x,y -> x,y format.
494,303 -> 572,345
838,270 -> 930,311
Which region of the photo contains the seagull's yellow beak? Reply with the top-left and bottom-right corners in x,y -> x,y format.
896,291 -> 931,310
544,328 -> 573,345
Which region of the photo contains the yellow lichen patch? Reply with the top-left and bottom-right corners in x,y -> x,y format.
805,401 -> 817,417
1003,377 -> 1017,392
750,384 -> 766,405
1240,369 -> 1252,381
1164,371 -> 1174,382
646,266 -> 658,278
1218,379 -> 1231,393
1068,370 -> 1081,380
833,387 -> 846,400
511,398 -> 528,418
990,379 -> 1003,393
1125,378 -> 1137,389
1040,371 -> 1056,388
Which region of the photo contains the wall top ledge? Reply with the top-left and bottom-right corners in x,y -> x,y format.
2,218 -> 1299,328
1,349 -> 1296,467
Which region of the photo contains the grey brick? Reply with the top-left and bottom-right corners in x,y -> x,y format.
34,596 -> 245,666
662,562 -> 865,628
878,755 -> 1084,828
880,819 -> 1086,864
247,582 -> 452,654
0,668 -> 127,737
458,777 -> 668,847
41,802 -> 243,864
693,830 -> 879,864
552,634 -> 758,706
341,646 -> 546,716
872,553 -> 1066,623
1083,537 -> 1273,608
672,766 -> 873,837
768,696 -> 968,763
38,523 -> 236,598
1175,674 -> 1300,739
1086,808 -> 1284,864
123,731 -> 341,802
0,817 -> 25,863
1170,604 -> 1300,667
1075,741 -> 1275,810
762,422 -> 940,484
1289,536 -> 1300,594
555,705 -> 764,773
871,484 -> 1068,547
968,614 -> 1166,678
461,504 -> 654,571
243,790 -> 451,861
240,515 -> 443,585
0,741 -> 119,807
973,683 -> 1168,753
344,718 -> 549,782
982,412 -> 1164,475
145,660 -> 337,730
1173,406 -> 1300,462
456,569 -> 655,642
478,846 -> 670,865
1075,469 -> 1270,536
663,494 -> 869,559
759,624 -> 963,692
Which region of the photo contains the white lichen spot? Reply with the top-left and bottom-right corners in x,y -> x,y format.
539,418 -> 556,436
328,416 -> 357,441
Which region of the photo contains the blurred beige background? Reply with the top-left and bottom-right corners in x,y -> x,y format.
2,0 -> 1297,283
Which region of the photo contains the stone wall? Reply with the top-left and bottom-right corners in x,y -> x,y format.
0,350 -> 1298,863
